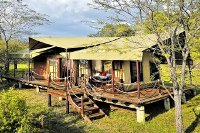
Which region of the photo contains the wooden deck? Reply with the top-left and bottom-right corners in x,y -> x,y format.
88,88 -> 171,107
3,76 -> 195,109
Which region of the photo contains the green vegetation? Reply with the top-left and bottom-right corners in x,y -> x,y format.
0,40 -> 28,63
1,60 -> 199,132
0,87 -> 199,133
89,23 -> 135,37
0,88 -> 38,132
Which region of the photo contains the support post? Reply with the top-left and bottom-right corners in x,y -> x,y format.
66,95 -> 69,114
181,93 -> 186,104
64,76 -> 70,114
13,59 -> 16,78
18,82 -> 22,89
28,56 -> 30,81
36,86 -> 40,93
136,61 -> 140,99
81,96 -> 84,116
136,106 -> 145,123
164,98 -> 170,110
193,89 -> 197,96
48,94 -> 52,107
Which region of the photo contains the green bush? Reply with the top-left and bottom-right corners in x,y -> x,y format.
0,88 -> 34,133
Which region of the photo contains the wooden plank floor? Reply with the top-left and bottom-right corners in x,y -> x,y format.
3,76 -> 194,109
89,88 -> 171,106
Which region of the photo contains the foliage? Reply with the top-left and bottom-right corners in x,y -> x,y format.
1,85 -> 200,133
0,0 -> 49,39
0,40 -> 28,63
90,0 -> 200,132
0,88 -> 35,133
89,23 -> 135,37
0,0 -> 49,74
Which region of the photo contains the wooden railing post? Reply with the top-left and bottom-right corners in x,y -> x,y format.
81,96 -> 84,116
158,79 -> 161,94
64,77 -> 67,91
64,77 -> 70,114
111,61 -> 115,93
48,74 -> 51,89
30,71 -> 33,81
84,76 -> 86,87
136,61 -> 140,99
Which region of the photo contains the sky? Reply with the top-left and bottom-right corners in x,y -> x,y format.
23,0 -> 111,37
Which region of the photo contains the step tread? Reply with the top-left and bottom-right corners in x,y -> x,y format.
85,106 -> 99,111
73,97 -> 89,103
88,112 -> 105,119
78,101 -> 94,107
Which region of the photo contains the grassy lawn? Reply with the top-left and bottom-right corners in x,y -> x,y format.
0,87 -> 200,133
0,63 -> 200,132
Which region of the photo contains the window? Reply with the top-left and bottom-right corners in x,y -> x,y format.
49,59 -> 58,79
130,61 -> 143,83
79,60 -> 89,77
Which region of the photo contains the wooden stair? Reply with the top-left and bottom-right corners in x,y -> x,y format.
47,89 -> 106,122
69,93 -> 106,122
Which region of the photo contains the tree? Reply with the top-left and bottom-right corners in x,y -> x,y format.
0,40 -> 28,63
91,0 -> 200,132
89,23 -> 135,37
0,0 -> 49,75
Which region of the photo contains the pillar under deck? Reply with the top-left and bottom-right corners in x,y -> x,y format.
164,98 -> 170,110
136,106 -> 145,123
18,82 -> 22,89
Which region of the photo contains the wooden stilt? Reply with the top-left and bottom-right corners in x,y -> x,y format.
81,96 -> 84,116
66,95 -> 69,114
48,94 -> 52,107
28,55 -> 30,81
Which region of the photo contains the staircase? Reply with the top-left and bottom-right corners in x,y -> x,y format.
68,92 -> 106,122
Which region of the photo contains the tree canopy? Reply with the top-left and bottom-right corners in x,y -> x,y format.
89,23 -> 135,37
0,0 -> 49,74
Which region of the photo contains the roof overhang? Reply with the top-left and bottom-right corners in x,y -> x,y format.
9,46 -> 55,59
29,37 -> 121,51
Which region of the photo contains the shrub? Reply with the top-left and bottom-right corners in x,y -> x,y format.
0,88 -> 34,133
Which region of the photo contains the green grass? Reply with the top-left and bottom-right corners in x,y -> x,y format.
9,63 -> 29,77
1,63 -> 200,132
0,88 -> 200,133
